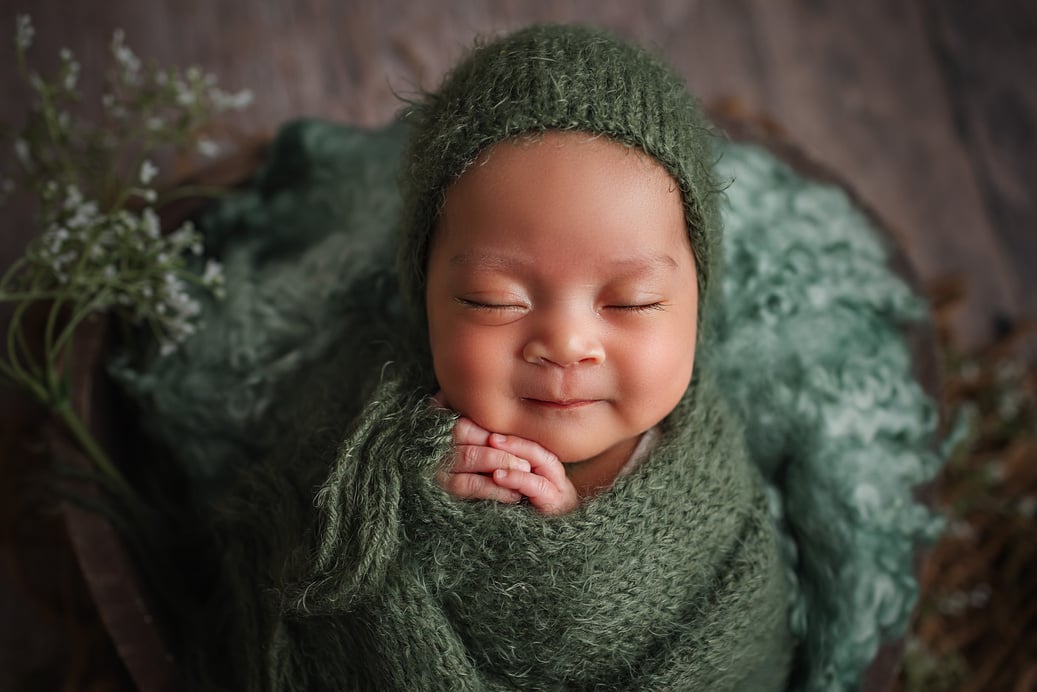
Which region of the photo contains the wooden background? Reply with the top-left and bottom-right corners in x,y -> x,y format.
0,1 -> 1034,688
1,0 -> 1035,354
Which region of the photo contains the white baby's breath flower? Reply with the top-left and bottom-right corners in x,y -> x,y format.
196,138 -> 220,158
62,184 -> 83,211
166,225 -> 191,246
66,200 -> 99,229
139,159 -> 158,184
201,258 -> 224,286
176,84 -> 196,107
14,138 -> 32,169
61,50 -> 80,90
130,188 -> 157,203
141,207 -> 160,238
15,14 -> 34,52
3,22 -> 243,401
111,28 -> 141,78
67,68 -> 80,90
209,87 -> 254,110
0,177 -> 14,204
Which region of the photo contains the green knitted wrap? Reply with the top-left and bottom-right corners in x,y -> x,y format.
397,24 -> 723,328
254,371 -> 789,690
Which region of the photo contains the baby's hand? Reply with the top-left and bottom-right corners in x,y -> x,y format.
482,430 -> 580,516
435,417 -> 530,505
433,401 -> 579,515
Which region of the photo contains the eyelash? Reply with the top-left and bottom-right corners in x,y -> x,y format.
608,303 -> 664,313
456,298 -> 525,311
456,298 -> 665,313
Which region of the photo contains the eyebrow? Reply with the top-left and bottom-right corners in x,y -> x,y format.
449,251 -> 679,273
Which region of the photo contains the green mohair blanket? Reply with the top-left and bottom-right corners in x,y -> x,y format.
254,372 -> 790,690
113,119 -> 944,691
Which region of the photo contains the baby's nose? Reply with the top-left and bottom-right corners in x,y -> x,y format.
522,316 -> 605,367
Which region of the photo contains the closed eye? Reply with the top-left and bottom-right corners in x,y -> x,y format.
456,297 -> 527,312
607,302 -> 665,313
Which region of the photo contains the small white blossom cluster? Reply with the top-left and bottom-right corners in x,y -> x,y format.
1,15 -> 247,360
21,183 -> 225,355
15,14 -> 33,52
102,26 -> 253,152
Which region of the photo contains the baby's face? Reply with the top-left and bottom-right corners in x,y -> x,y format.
426,132 -> 698,471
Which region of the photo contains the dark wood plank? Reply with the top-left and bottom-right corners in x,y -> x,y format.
919,0 -> 1037,357
694,0 -> 1023,351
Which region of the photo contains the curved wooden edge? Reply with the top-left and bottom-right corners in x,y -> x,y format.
58,137 -> 274,692
55,317 -> 179,692
58,448 -> 179,692
42,136 -> 272,692
159,134 -> 272,234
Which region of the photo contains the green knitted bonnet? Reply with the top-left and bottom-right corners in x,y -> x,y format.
397,24 -> 723,327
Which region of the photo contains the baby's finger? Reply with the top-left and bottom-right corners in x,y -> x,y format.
488,433 -> 565,484
491,468 -> 554,499
436,470 -> 522,504
451,444 -> 531,475
452,417 -> 492,446
492,468 -> 577,516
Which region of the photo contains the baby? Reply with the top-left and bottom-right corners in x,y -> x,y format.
428,131 -> 699,515
396,25 -> 724,519
210,23 -> 792,691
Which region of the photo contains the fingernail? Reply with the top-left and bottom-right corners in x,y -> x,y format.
490,433 -> 506,444
494,469 -> 508,480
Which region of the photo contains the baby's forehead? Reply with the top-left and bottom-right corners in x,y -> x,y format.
446,248 -> 683,274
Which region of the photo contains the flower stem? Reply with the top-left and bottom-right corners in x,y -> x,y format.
53,398 -> 134,499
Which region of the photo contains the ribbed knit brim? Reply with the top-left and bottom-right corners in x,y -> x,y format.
397,23 -> 722,327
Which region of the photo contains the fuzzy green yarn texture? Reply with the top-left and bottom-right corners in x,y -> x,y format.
397,24 -> 723,327
259,372 -> 790,690
112,119 -> 943,690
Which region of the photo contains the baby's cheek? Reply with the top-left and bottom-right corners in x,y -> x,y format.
435,328 -> 512,419
620,327 -> 695,418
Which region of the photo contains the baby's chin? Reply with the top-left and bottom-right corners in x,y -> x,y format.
454,400 -> 643,464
